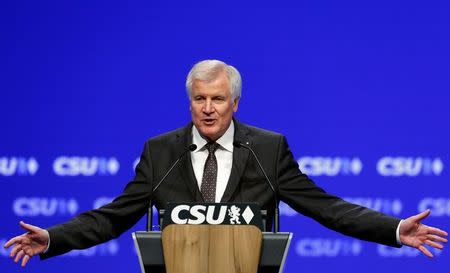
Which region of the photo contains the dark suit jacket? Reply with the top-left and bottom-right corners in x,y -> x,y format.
41,119 -> 401,259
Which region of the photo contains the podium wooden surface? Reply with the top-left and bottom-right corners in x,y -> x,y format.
161,225 -> 262,273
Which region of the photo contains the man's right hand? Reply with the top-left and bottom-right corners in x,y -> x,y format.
4,221 -> 49,267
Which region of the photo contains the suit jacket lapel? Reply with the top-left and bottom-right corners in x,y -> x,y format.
220,119 -> 250,202
176,123 -> 204,202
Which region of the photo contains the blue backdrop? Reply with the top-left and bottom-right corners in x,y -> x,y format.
1,1 -> 449,272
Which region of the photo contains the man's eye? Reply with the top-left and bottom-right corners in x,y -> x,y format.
194,97 -> 205,101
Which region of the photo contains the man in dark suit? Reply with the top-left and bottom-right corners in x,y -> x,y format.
5,60 -> 448,267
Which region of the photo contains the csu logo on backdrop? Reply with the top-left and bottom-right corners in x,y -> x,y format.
53,156 -> 120,176
64,240 -> 119,257
377,157 -> 443,176
343,197 -> 403,215
378,245 -> 441,257
297,157 -> 362,176
13,197 -> 79,217
0,157 -> 39,176
418,198 -> 450,217
295,238 -> 362,257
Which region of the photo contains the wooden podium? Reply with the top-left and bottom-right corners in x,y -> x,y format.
133,203 -> 292,273
162,225 -> 262,273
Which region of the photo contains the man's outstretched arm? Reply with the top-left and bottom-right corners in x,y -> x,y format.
4,141 -> 154,266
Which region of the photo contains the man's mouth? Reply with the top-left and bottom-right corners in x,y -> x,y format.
202,118 -> 216,125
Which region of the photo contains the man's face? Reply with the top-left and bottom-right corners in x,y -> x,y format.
190,72 -> 239,141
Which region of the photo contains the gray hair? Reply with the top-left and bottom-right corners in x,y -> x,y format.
186,60 -> 242,100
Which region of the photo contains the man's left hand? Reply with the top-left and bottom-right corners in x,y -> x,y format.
400,209 -> 448,258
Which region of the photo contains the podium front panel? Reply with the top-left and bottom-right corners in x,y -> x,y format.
133,231 -> 292,273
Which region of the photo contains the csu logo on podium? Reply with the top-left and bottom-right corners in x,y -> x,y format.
0,157 -> 39,176
171,204 -> 254,225
164,203 -> 263,229
53,156 -> 120,176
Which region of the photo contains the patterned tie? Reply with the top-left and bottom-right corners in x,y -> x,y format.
201,142 -> 220,202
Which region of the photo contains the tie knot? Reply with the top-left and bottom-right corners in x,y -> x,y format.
205,142 -> 219,154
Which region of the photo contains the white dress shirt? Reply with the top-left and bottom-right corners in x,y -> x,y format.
191,121 -> 234,203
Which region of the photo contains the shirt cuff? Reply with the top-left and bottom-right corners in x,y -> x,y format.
396,219 -> 404,245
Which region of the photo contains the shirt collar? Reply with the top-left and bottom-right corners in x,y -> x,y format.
192,120 -> 235,152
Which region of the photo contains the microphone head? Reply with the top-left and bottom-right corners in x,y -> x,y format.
188,144 -> 197,151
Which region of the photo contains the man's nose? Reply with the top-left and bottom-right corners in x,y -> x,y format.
203,99 -> 214,114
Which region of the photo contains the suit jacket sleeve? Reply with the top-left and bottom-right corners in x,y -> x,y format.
40,142 -> 154,259
276,135 -> 401,247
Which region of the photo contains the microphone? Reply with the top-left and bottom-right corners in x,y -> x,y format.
233,141 -> 280,233
147,143 -> 197,231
